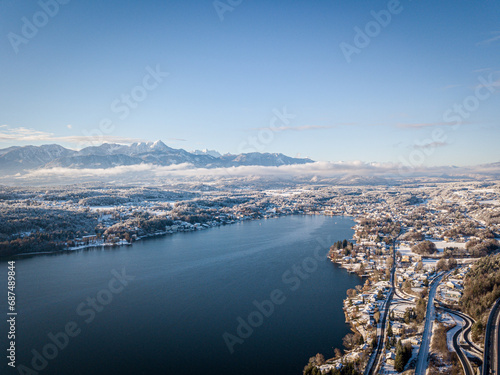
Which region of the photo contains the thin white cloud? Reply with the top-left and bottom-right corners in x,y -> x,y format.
473,68 -> 493,73
0,125 -> 186,146
397,122 -> 459,129
477,31 -> 500,46
0,126 -> 54,141
10,161 -> 383,182
11,160 -> 499,184
23,163 -> 192,179
474,73 -> 500,89
0,158 -> 496,188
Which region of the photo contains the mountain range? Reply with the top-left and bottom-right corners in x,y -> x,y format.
0,141 -> 313,174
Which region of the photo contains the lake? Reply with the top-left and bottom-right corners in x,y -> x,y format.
1,215 -> 361,375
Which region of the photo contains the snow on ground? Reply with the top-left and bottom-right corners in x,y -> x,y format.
413,287 -> 424,295
378,345 -> 420,375
470,188 -> 496,193
440,313 -> 462,352
379,349 -> 397,375
406,346 -> 420,371
397,240 -> 466,270
89,206 -> 119,211
432,241 -> 466,251
422,258 -> 439,269
396,244 -> 413,256
391,302 -> 412,315
398,240 -> 465,256
264,190 -> 299,197
479,199 -> 500,205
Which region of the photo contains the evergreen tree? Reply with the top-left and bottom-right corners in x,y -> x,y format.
387,323 -> 393,337
394,339 -> 412,372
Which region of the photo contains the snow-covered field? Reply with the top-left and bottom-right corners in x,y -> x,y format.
432,241 -> 466,251
422,258 -> 439,269
479,199 -> 500,205
89,205 -> 119,211
397,240 -> 465,256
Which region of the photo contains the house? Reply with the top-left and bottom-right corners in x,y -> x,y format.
386,352 -> 396,366
82,235 -> 97,244
443,289 -> 462,301
446,281 -> 462,290
392,323 -> 405,335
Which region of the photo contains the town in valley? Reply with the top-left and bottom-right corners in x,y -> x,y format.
1,166 -> 500,374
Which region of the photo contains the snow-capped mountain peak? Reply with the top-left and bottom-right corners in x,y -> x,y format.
0,141 -> 314,173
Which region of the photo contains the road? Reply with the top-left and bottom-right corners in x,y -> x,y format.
364,241 -> 396,375
414,272 -> 446,375
452,314 -> 475,375
482,298 -> 500,375
446,309 -> 475,375
448,308 -> 483,358
457,311 -> 483,356
393,275 -> 415,303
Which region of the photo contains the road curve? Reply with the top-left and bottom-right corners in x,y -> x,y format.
446,310 -> 475,375
483,298 -> 500,375
441,306 -> 483,358
454,310 -> 483,358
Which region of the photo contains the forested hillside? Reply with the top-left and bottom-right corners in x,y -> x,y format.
460,254 -> 500,341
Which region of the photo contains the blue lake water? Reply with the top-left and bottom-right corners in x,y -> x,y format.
1,215 -> 361,375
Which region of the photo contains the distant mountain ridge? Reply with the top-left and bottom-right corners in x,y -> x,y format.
0,141 -> 313,173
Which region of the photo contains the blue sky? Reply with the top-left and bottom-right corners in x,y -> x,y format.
0,0 -> 499,166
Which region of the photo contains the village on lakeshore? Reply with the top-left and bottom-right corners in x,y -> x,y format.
1,179 -> 500,375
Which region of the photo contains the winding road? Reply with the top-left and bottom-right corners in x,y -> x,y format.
442,307 -> 483,358
451,314 -> 474,375
444,308 -> 477,375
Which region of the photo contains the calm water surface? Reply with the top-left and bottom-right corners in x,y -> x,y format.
1,215 -> 361,375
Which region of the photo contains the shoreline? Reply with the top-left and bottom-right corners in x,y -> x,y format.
3,212 -> 353,260
315,235 -> 392,373
7,212 -> 364,370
